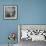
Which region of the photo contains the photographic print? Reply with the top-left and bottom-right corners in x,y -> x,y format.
18,24 -> 46,41
4,5 -> 17,19
18,25 -> 46,46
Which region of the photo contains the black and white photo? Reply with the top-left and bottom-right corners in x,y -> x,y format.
4,5 -> 17,19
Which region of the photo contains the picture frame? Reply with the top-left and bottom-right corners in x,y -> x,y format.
18,24 -> 46,42
4,5 -> 17,19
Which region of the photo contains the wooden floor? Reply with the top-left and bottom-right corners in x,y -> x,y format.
19,40 -> 46,46
0,40 -> 46,46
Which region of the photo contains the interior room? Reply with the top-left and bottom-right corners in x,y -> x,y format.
0,0 -> 46,46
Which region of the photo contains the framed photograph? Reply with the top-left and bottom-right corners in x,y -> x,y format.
18,24 -> 46,42
4,5 -> 17,19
